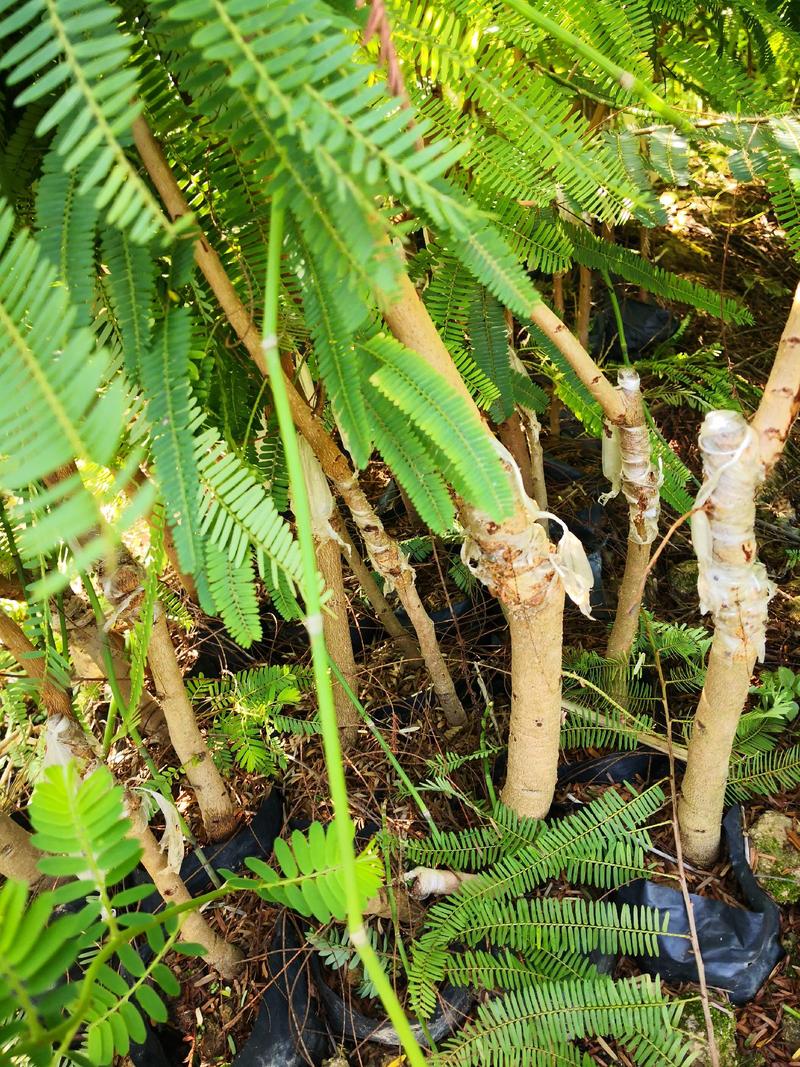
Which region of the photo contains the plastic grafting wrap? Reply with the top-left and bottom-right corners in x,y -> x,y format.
138,788 -> 186,875
691,410 -> 774,661
599,370 -> 661,545
294,438 -> 346,549
40,714 -> 95,775
508,350 -> 544,452
460,438 -> 594,616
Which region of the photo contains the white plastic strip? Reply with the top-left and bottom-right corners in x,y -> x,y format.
692,410 -> 774,660
460,438 -> 594,616
599,370 -> 660,545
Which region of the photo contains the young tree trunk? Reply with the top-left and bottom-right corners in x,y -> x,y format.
0,810 -> 46,886
147,610 -> 237,841
679,285 -> 800,864
330,511 -> 421,662
577,265 -> 593,349
128,804 -> 243,978
604,369 -> 661,664
316,536 -> 360,744
133,118 -> 465,727
382,278 -> 589,817
95,548 -> 236,841
500,583 -> 565,817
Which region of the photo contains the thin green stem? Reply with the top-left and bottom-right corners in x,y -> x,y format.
55,591 -> 69,662
501,0 -> 696,135
329,659 -> 437,833
603,270 -> 630,366
101,695 -> 118,757
262,199 -> 426,1067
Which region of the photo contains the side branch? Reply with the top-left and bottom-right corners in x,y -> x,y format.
530,303 -> 626,424
750,282 -> 800,472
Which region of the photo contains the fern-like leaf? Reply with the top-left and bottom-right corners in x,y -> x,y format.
226,821 -> 383,925
0,0 -> 174,242
0,202 -> 154,595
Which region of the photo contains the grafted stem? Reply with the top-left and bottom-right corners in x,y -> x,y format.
384,275 -> 570,814
605,369 -> 661,665
330,511 -> 421,662
679,284 -> 800,864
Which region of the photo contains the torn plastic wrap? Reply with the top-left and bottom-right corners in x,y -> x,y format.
692,410 -> 775,661
598,369 -> 661,545
616,806 -> 783,1004
460,437 -> 596,618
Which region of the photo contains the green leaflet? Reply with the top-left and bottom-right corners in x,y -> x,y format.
408,784 -> 665,1018
36,136 -> 99,320
566,223 -> 752,325
364,334 -> 514,520
366,388 -> 456,532
726,745 -> 800,802
205,541 -> 261,648
468,287 -> 514,422
100,226 -> 156,380
0,201 -> 153,596
433,975 -> 689,1067
167,0 -> 539,318
192,413 -> 303,582
141,308 -> 204,575
226,821 -> 384,925
290,215 -> 374,467
0,0 -> 175,243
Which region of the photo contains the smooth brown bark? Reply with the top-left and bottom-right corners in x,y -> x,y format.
530,303 -> 626,424
678,644 -> 754,865
577,265 -> 592,350
500,586 -> 566,818
0,608 -> 72,718
606,541 -> 650,663
316,537 -> 360,743
129,805 -> 243,977
147,612 -> 236,841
